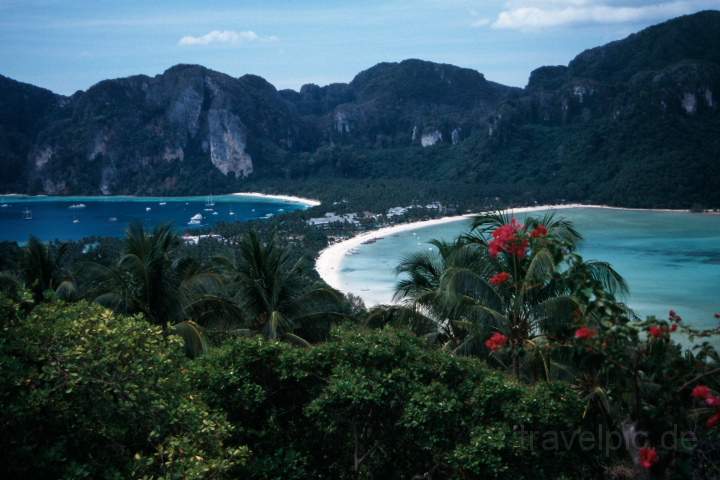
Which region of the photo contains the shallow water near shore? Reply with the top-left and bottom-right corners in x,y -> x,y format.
338,208 -> 720,329
0,194 -> 309,243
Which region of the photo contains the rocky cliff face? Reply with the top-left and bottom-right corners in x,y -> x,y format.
1,11 -> 719,207
0,59 -> 518,194
475,11 -> 720,207
13,65 -> 309,194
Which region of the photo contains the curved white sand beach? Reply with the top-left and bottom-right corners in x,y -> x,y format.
315,203 -> 689,295
231,192 -> 321,207
0,192 -> 322,207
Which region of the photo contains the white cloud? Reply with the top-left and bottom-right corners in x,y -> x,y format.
480,1 -> 718,30
178,30 -> 278,46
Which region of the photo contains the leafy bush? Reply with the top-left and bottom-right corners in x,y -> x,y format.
0,299 -> 247,479
191,325 -> 599,479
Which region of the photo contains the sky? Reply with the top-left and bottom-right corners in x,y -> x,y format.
1,0 -> 718,95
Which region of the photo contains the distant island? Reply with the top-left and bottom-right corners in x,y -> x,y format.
1,10 -> 719,211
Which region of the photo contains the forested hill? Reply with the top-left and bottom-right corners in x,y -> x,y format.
1,10 -> 719,208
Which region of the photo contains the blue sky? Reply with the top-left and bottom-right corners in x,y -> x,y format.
1,0 -> 718,95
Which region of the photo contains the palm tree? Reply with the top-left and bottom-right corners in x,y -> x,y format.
21,236 -> 76,303
393,238 -> 488,349
210,231 -> 346,346
82,222 -> 216,356
394,212 -> 630,378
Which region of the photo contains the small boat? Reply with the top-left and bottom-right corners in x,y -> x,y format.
229,210 -> 235,216
188,213 -> 203,225
22,208 -> 32,220
109,217 -> 118,222
159,202 -> 167,206
205,194 -> 215,207
68,203 -> 86,209
145,207 -> 151,212
212,211 -> 219,215
73,219 -> 80,224
1,203 -> 8,208
203,208 -> 214,212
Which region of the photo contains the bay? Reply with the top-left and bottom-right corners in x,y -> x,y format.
338,208 -> 720,329
0,194 -> 310,243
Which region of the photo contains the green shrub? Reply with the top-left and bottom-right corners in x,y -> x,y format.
0,300 -> 247,479
191,325 -> 598,479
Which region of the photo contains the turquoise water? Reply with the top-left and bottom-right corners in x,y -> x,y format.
339,208 -> 720,329
0,194 -> 309,243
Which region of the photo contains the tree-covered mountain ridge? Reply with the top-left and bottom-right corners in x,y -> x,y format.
1,10 -> 719,208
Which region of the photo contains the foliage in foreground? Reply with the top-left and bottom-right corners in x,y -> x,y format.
385,212 -> 720,477
1,215 -> 720,479
0,300 -> 247,479
191,325 -> 599,479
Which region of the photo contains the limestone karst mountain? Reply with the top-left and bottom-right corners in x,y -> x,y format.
1,11 -> 719,207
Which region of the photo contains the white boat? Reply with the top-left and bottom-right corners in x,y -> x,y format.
109,217 -> 118,222
205,194 -> 215,207
22,208 -> 32,220
188,213 -> 203,225
68,203 -> 86,209
145,207 -> 151,212
73,219 -> 80,224
159,202 -> 167,206
1,204 -> 8,208
212,211 -> 218,215
229,210 -> 235,216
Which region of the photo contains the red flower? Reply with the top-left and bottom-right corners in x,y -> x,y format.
692,385 -> 712,399
706,396 -> 720,407
488,219 -> 528,259
670,323 -> 678,332
507,238 -> 529,259
530,225 -> 548,238
707,412 -> 720,429
485,332 -> 508,352
490,272 -> 511,286
639,447 -> 658,469
574,326 -> 598,340
648,326 -> 664,338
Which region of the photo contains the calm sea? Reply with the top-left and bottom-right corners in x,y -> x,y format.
0,194 -> 309,243
338,208 -> 720,329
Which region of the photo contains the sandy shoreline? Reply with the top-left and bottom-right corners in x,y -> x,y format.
314,203 -> 691,295
0,192 -> 321,208
230,192 -> 321,207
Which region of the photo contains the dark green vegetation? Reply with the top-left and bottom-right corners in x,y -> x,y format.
1,214 -> 719,479
0,301 -> 247,479
2,11 -> 720,209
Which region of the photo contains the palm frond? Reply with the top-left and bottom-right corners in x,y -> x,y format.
583,260 -> 629,297
171,320 -> 209,358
